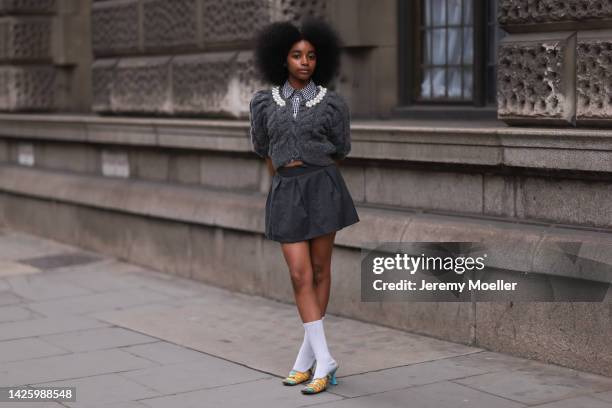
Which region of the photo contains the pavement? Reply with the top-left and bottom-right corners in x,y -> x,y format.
0,225 -> 612,408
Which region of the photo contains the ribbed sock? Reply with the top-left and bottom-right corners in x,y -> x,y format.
304,318 -> 337,379
291,315 -> 325,372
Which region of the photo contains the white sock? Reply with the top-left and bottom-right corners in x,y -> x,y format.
291,315 -> 325,372
304,318 -> 337,379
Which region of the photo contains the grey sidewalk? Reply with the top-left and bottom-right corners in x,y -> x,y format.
0,226 -> 611,408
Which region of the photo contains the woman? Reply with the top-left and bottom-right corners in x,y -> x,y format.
249,17 -> 360,395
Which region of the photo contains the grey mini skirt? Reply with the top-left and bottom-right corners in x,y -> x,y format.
265,162 -> 360,243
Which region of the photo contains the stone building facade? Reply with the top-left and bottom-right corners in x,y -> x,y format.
0,0 -> 611,377
0,0 -> 90,111
497,0 -> 612,126
4,0 -> 612,125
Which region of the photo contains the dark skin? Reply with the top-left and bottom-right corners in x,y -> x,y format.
263,40 -> 341,323
265,40 -> 339,173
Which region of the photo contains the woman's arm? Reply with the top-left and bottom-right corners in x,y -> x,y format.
265,156 -> 276,177
249,90 -> 270,159
326,93 -> 351,162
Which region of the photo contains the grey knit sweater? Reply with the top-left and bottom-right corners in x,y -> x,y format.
248,83 -> 351,170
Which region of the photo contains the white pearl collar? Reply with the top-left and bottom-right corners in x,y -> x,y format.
306,86 -> 327,107
272,85 -> 327,108
271,86 -> 286,106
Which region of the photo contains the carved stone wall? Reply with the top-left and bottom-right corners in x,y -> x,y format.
498,0 -> 612,29
0,16 -> 52,62
143,0 -> 198,52
201,0 -> 272,45
576,30 -> 612,124
0,64 -> 55,109
497,0 -> 612,126
497,32 -> 575,125
91,57 -> 115,112
91,0 -> 139,56
114,56 -> 170,113
0,0 -> 56,15
0,0 -> 55,110
91,0 -> 328,117
0,0 -> 88,112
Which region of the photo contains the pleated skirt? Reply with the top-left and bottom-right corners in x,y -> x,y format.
264,163 -> 360,243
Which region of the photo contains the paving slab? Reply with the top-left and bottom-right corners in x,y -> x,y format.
90,302 -> 182,319
330,356 -> 490,398
37,259 -> 158,290
0,315 -> 110,342
65,401 -> 150,408
138,377 -> 343,408
96,285 -> 481,378
0,230 -> 81,261
120,341 -> 215,365
455,365 -> 612,405
0,278 -> 9,290
26,288 -> 174,317
34,258 -> 205,298
0,348 -> 156,386
4,273 -> 93,301
0,337 -> 68,363
0,226 -> 611,408
593,391 -> 612,403
39,327 -> 159,353
306,380 -> 527,408
119,357 -> 270,395
37,373 -> 160,407
0,304 -> 42,323
0,260 -> 41,277
0,402 -> 64,408
530,396 -> 612,408
0,290 -> 25,306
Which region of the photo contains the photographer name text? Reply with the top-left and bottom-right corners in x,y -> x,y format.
373,279 -> 517,292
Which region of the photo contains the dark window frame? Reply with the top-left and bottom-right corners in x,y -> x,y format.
398,0 -> 491,108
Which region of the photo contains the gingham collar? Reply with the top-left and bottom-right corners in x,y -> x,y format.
281,78 -> 317,101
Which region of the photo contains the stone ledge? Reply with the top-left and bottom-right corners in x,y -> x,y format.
0,163 -> 610,284
0,114 -> 612,172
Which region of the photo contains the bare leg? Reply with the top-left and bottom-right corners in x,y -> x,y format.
309,231 -> 336,318
281,240 -> 321,323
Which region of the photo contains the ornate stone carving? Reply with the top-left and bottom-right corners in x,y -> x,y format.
113,56 -> 171,114
0,65 -> 55,111
172,51 -> 238,115
202,0 -> 272,44
0,16 -> 51,62
0,0 -> 55,15
92,58 -> 117,112
276,0 -> 327,23
498,0 -> 612,25
497,32 -> 576,125
202,0 -> 327,45
90,0 -> 327,114
92,0 -> 139,57
143,0 -> 198,51
576,30 -> 612,123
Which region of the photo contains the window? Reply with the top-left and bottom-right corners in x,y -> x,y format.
398,0 -> 506,109
485,0 -> 505,105
419,0 -> 474,101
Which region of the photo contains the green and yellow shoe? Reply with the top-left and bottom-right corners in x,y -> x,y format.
282,365 -> 314,386
301,364 -> 338,394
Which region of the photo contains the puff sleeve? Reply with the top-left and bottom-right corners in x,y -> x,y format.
325,92 -> 351,161
248,90 -> 270,158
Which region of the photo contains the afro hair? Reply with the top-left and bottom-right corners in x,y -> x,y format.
253,17 -> 342,86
